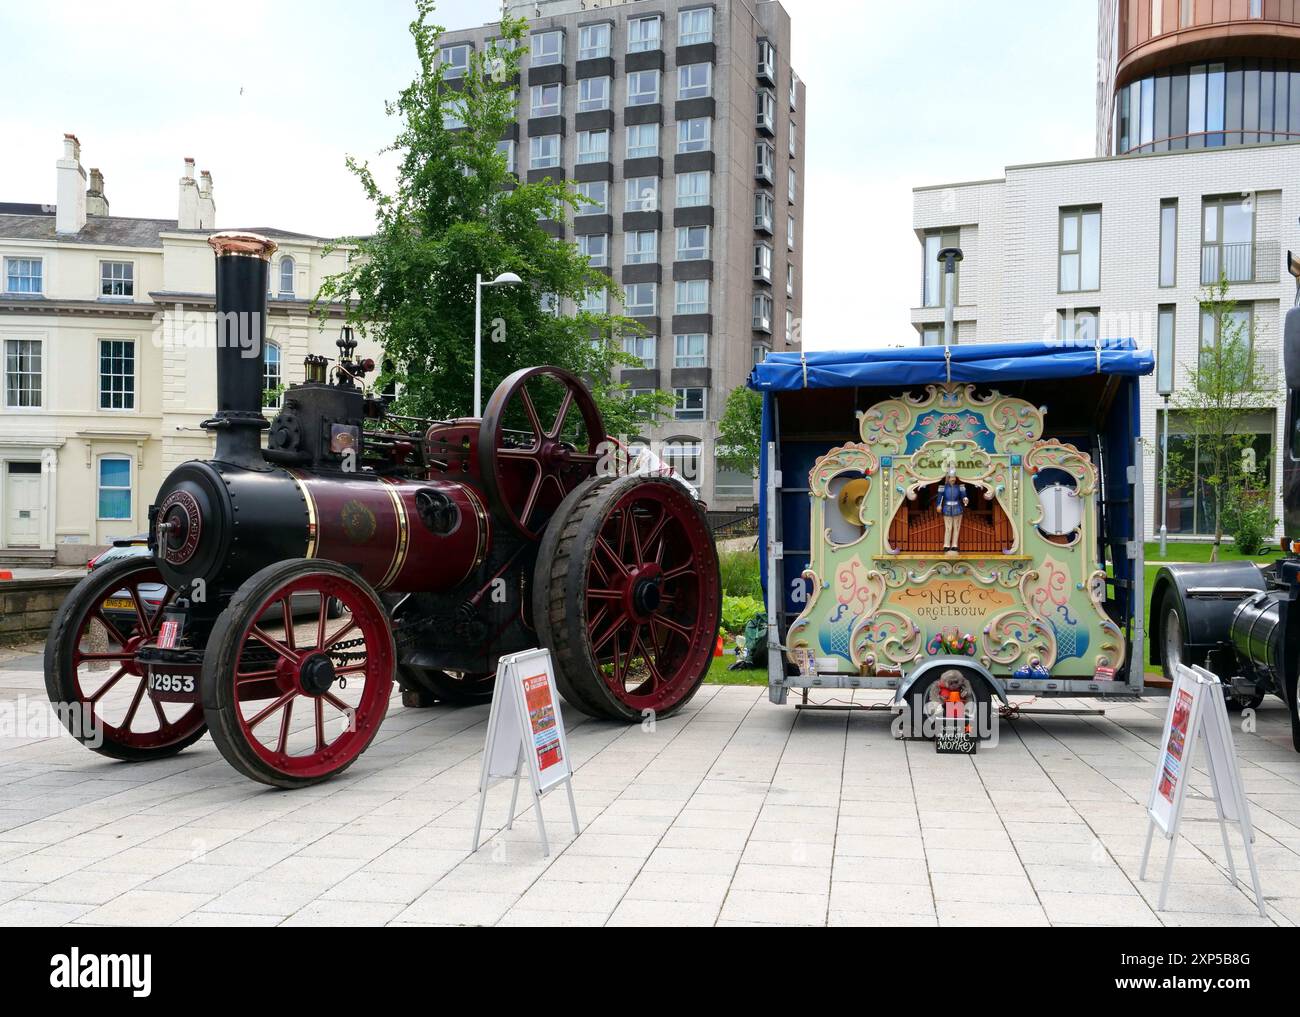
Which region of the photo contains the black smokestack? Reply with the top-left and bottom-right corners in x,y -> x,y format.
202,231 -> 277,468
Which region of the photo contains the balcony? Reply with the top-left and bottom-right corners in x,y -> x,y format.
1200,241 -> 1281,286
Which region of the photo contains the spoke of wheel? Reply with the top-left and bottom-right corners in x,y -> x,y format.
643,622 -> 665,688
250,627 -> 299,665
549,388 -> 574,438
519,462 -> 545,528
324,618 -> 358,649
589,551 -> 611,586
587,587 -> 622,600
87,666 -> 128,703
247,690 -> 296,731
591,612 -> 628,654
91,610 -> 131,647
277,697 -> 294,755
76,651 -> 133,664
321,691 -> 356,726
127,586 -> 151,636
147,586 -> 178,633
314,597 -> 328,651
120,677 -> 148,731
642,508 -> 670,564
280,598 -> 295,652
236,668 -> 279,684
499,447 -> 543,459
315,698 -> 326,751
629,503 -> 645,565
662,560 -> 697,583
519,387 -> 544,441
595,536 -> 631,578
151,693 -> 168,728
656,614 -> 695,641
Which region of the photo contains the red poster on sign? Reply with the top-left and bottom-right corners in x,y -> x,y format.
1159,688 -> 1193,804
523,672 -> 563,771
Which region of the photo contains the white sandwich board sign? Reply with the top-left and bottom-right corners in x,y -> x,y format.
1139,662 -> 1265,917
471,647 -> 580,856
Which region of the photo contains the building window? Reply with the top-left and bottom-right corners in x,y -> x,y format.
788,167 -> 797,203
627,69 -> 661,106
716,458 -> 754,499
1201,196 -> 1255,284
442,99 -> 467,131
4,257 -> 42,294
278,257 -> 295,297
755,141 -> 775,183
576,76 -> 610,112
677,117 -> 711,153
679,7 -> 713,45
539,291 -> 559,316
673,390 -> 706,421
787,215 -> 795,251
1057,308 -> 1100,343
789,121 -> 797,157
98,339 -> 135,410
754,190 -> 775,232
496,139 -> 516,174
1199,303 -> 1254,381
577,129 -> 609,164
752,342 -> 771,365
1156,304 -> 1176,394
97,456 -> 132,521
626,124 -> 659,159
530,135 -> 561,169
628,15 -> 662,53
577,233 -> 608,268
920,325 -> 943,346
786,263 -> 795,297
626,176 -> 659,212
756,88 -> 776,133
531,31 -> 563,67
757,40 -> 776,81
579,289 -> 608,314
752,292 -> 773,332
1059,206 -> 1101,293
531,83 -> 561,117
625,230 -> 657,265
753,242 -> 773,282
4,338 -> 42,408
921,230 -> 959,307
578,23 -> 610,60
439,44 -> 470,78
1158,412 -> 1274,536
675,279 -> 709,314
678,63 -> 712,100
675,171 -> 710,208
789,71 -> 799,110
622,333 -> 656,367
100,261 -> 134,299
264,341 -> 282,407
576,179 -> 607,213
676,225 -> 710,261
674,332 -> 707,368
624,282 -> 657,318
785,308 -> 795,343
1159,199 -> 1178,287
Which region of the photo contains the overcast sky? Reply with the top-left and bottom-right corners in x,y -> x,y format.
0,0 -> 1099,348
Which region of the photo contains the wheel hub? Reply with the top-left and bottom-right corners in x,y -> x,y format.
298,652 -> 337,695
626,563 -> 664,620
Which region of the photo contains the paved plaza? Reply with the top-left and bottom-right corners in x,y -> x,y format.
1,641 -> 1298,927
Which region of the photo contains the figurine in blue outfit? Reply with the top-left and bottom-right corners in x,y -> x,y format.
934,467 -> 969,555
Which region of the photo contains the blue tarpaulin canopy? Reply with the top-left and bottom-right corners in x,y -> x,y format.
748,338 -> 1152,392
748,339 -> 1153,681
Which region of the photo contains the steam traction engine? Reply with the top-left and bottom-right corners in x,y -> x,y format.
45,233 -> 721,787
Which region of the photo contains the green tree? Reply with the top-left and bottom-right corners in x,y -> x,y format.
1165,274 -> 1277,560
316,0 -> 669,431
717,385 -> 763,474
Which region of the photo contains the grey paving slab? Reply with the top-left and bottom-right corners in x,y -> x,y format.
1,648 -> 1298,926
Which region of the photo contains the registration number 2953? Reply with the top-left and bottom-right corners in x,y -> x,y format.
145,668 -> 202,702
148,673 -> 195,694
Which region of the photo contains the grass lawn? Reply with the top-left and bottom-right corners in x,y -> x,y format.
704,652 -> 767,686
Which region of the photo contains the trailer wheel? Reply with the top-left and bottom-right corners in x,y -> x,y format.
534,476 -> 720,722
45,556 -> 207,760
202,560 -> 394,788
1161,605 -> 1190,680
904,667 -> 993,740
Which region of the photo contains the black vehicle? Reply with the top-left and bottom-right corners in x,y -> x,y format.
1151,268 -> 1300,751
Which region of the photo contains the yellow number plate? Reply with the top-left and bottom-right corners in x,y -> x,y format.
101,597 -> 133,611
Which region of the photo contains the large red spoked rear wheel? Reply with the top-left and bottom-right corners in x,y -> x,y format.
478,366 -> 605,540
534,476 -> 720,721
202,559 -> 394,788
45,556 -> 207,760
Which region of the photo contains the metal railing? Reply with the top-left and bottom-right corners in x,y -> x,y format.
1201,241 -> 1281,285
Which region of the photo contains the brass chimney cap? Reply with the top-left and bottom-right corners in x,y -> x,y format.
207,231 -> 278,260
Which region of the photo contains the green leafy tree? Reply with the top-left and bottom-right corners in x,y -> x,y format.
1164,274 -> 1277,560
717,385 -> 763,474
316,1 -> 670,432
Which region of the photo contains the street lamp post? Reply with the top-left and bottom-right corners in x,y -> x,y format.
937,247 -> 963,346
474,271 -> 523,417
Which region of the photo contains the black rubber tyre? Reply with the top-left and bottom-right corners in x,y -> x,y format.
45,556 -> 207,761
202,559 -> 394,789
534,475 -> 720,722
904,667 -> 994,741
397,664 -> 495,705
1288,671 -> 1300,753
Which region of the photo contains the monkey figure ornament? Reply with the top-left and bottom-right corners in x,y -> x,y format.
934,467 -> 969,555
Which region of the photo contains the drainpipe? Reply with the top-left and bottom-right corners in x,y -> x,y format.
938,246 -> 963,346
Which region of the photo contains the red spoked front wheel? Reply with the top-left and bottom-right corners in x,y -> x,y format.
534,476 -> 720,721
202,559 -> 395,788
45,556 -> 207,760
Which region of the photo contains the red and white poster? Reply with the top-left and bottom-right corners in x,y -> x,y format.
523,671 -> 563,772
1158,688 -> 1193,804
